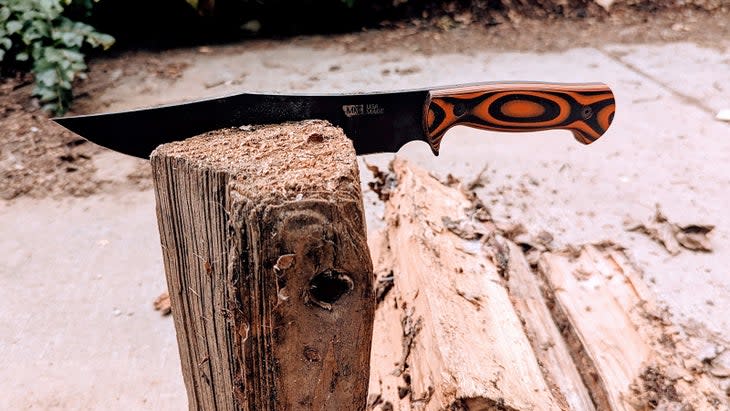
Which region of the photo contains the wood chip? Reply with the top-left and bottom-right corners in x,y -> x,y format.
710,351 -> 730,378
375,271 -> 394,305
441,216 -> 483,240
153,291 -> 171,316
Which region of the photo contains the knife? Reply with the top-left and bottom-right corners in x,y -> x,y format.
53,81 -> 615,158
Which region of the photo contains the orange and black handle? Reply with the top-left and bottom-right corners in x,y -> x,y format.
424,82 -> 615,155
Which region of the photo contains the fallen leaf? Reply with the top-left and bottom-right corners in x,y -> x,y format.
675,224 -> 714,252
464,164 -> 489,191
366,161 -> 396,201
440,173 -> 460,187
625,205 -> 713,255
154,292 -> 171,316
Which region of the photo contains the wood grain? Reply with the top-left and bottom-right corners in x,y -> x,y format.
425,82 -> 615,154
539,245 -> 727,410
503,240 -> 596,411
151,120 -> 374,410
366,158 -> 563,410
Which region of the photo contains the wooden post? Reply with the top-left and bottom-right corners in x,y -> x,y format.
151,120 -> 375,410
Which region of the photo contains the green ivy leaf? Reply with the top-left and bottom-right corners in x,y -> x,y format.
31,19 -> 51,38
22,10 -> 47,23
6,20 -> 23,35
86,32 -> 114,49
58,31 -> 84,47
42,47 -> 63,63
4,0 -> 115,115
38,0 -> 63,18
0,7 -> 11,23
59,48 -> 84,62
35,68 -> 59,87
34,85 -> 58,102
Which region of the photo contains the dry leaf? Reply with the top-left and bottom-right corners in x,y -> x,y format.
464,164 -> 489,191
366,161 -> 396,201
625,205 -> 713,255
675,224 -> 714,252
154,292 -> 171,316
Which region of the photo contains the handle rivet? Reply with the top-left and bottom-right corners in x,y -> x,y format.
582,106 -> 593,120
453,103 -> 467,117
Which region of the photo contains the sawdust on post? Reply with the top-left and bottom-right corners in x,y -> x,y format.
151,120 -> 359,203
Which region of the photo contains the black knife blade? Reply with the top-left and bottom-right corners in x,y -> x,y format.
53,82 -> 615,158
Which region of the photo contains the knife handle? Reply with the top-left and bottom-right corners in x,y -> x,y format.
424,82 -> 615,155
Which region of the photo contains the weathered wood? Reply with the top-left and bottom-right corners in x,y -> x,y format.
151,120 -> 374,410
539,244 -> 728,410
367,158 -> 563,411
366,228 -> 411,411
504,240 -> 595,411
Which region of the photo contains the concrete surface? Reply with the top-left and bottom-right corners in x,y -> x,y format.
2,38 -> 730,409
0,191 -> 183,409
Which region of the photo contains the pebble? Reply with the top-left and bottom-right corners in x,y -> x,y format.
717,109 -> 730,122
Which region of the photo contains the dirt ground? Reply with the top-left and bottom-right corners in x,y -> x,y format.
2,7 -> 730,409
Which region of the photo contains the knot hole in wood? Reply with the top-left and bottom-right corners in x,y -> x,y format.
276,207 -> 356,310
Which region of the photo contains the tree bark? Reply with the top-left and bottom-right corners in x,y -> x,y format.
151,120 -> 374,410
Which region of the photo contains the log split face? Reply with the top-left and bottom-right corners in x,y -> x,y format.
367,159 -> 562,411
367,159 -> 728,411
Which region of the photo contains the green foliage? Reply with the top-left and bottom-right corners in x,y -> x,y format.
0,0 -> 114,114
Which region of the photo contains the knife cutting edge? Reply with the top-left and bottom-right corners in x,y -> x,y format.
53,81 -> 615,158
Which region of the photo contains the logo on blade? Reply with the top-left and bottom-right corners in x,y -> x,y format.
342,104 -> 385,117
